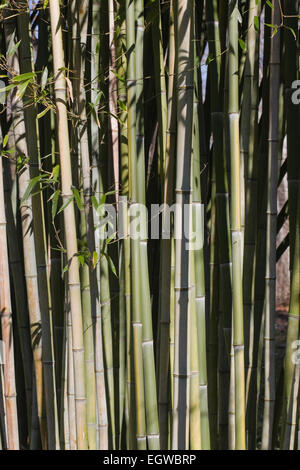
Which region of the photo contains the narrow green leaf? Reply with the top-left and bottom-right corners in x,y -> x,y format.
51,190 -> 60,219
57,195 -> 74,214
73,188 -> 83,210
21,175 -> 41,204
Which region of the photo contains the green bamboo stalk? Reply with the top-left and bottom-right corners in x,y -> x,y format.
172,0 -> 194,450
261,1 -> 280,450
281,0 -> 300,450
282,115 -> 300,448
135,0 -> 160,450
108,0 -> 120,205
158,0 -> 176,449
79,191 -> 97,449
206,0 -> 231,449
151,0 -> 167,182
16,3 -> 59,448
67,306 -> 77,450
189,240 -> 201,449
115,6 -> 135,449
71,0 -> 98,450
3,9 -> 46,447
3,152 -> 33,445
241,0 -> 260,385
89,0 -> 109,449
126,0 -> 147,450
193,27 -> 210,449
245,7 -> 271,448
60,310 -> 69,449
242,2 -> 261,450
49,0 -> 87,449
169,236 -> 175,448
228,0 -> 246,450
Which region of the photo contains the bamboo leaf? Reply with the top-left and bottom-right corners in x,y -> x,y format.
92,251 -> 98,269
7,40 -> 21,58
52,164 -> 60,183
72,188 -> 83,210
41,67 -> 48,91
238,38 -> 246,51
12,72 -> 35,83
2,134 -> 8,148
16,80 -> 30,100
20,175 -> 41,204
51,189 -> 60,219
57,195 -> 74,214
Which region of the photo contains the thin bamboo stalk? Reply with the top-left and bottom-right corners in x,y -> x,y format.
228,0 -> 246,450
126,0 -> 147,450
135,0 -> 160,450
108,0 -> 120,206
261,0 -> 280,450
49,0 -> 87,449
89,0 -> 109,449
16,4 -> 59,448
172,0 -> 194,450
193,24 -> 210,449
3,9 -> 46,447
158,0 -> 176,449
0,149 -> 19,449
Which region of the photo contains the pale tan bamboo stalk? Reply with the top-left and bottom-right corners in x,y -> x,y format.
0,154 -> 19,450
49,0 -> 87,449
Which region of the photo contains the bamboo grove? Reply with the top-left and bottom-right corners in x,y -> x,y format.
0,0 -> 299,451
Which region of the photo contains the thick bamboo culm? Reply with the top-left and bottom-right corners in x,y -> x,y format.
0,0 -> 299,451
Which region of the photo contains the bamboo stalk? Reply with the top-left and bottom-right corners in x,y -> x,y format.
3,8 -> 46,447
49,0 -> 87,449
0,148 -> 19,449
126,0 -> 147,450
172,0 -> 194,450
261,0 -> 280,450
228,0 -> 246,450
89,0 -> 109,449
16,3 -> 59,448
158,0 -> 176,449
